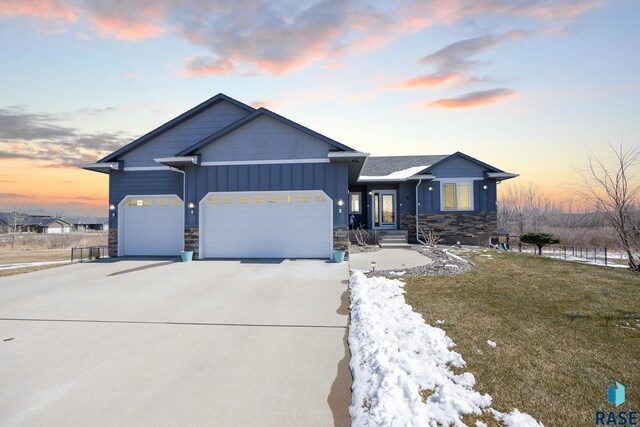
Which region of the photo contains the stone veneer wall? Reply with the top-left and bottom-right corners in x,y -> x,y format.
333,226 -> 350,252
108,228 -> 118,257
400,213 -> 497,246
184,227 -> 199,259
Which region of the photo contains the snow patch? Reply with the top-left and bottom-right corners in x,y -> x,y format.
388,270 -> 406,276
348,272 -> 543,426
492,409 -> 544,426
359,165 -> 429,181
487,340 -> 497,348
435,320 -> 445,324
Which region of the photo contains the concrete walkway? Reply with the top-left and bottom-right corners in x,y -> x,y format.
349,247 -> 433,271
0,259 -> 351,427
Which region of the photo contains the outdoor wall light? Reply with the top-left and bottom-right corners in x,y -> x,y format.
368,191 -> 373,195
483,185 -> 488,190
109,204 -> 116,217
337,199 -> 344,206
188,202 -> 196,215
428,186 -> 433,191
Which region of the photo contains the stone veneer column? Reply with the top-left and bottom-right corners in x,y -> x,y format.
333,226 -> 350,252
108,228 -> 118,257
184,227 -> 199,259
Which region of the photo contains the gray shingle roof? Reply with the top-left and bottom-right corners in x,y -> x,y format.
359,155 -> 450,178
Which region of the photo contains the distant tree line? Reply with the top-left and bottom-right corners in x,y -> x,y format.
498,144 -> 640,270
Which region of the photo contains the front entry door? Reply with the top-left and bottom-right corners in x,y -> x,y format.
372,190 -> 397,229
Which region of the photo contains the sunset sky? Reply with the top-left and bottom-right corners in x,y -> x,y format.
0,0 -> 638,216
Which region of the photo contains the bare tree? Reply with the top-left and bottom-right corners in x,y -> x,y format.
3,202 -> 28,250
580,144 -> 640,269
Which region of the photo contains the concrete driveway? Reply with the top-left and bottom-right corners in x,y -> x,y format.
0,258 -> 350,426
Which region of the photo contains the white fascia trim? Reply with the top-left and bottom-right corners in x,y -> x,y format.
406,174 -> 436,180
328,152 -> 369,158
154,156 -> 198,164
201,158 -> 330,166
485,172 -> 519,179
123,166 -> 171,171
82,162 -> 119,170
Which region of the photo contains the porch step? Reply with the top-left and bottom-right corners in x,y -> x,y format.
377,230 -> 409,248
379,242 -> 411,248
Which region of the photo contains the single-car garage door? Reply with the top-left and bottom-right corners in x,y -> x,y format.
200,190 -> 332,259
118,195 -> 184,256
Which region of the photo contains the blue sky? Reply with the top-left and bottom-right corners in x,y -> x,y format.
0,0 -> 638,215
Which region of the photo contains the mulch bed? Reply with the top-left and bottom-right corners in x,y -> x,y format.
364,245 -> 473,277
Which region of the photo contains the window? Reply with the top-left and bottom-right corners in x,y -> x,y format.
314,195 -> 327,203
441,181 -> 473,211
349,192 -> 361,214
128,199 -> 151,207
268,195 -> 279,204
237,195 -> 249,204
253,195 -> 264,204
222,196 -> 233,204
156,199 -> 168,206
298,195 -> 310,203
207,196 -> 219,204
172,199 -> 183,206
283,195 -> 295,203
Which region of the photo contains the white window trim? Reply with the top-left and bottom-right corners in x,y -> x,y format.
439,179 -> 475,211
348,192 -> 362,214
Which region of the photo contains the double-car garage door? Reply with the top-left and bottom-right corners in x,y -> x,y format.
118,191 -> 332,259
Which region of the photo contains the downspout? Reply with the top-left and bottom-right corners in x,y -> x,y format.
415,178 -> 426,245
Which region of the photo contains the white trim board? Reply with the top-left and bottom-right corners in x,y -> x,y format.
123,166 -> 172,171
201,158 -> 330,166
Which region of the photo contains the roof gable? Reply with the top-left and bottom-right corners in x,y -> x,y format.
100,94 -> 254,163
423,152 -> 504,174
177,108 -> 355,156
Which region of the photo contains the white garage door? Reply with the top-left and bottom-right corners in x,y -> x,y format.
118,195 -> 184,256
200,190 -> 333,259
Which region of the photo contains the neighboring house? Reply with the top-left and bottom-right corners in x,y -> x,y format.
64,216 -> 109,231
83,93 -> 517,259
0,213 -> 72,234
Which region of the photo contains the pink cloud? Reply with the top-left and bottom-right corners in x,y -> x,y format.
0,0 -> 76,21
181,56 -> 236,77
427,88 -> 515,108
386,73 -> 464,89
92,17 -> 163,40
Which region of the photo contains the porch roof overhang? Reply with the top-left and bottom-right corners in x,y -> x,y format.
485,172 -> 519,181
80,161 -> 121,174
330,151 -> 370,184
154,156 -> 200,167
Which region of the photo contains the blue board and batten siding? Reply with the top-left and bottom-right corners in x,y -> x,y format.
108,170 -> 183,228
184,162 -> 350,227
121,102 -> 250,167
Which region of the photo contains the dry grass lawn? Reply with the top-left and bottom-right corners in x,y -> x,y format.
0,262 -> 71,278
403,248 -> 640,426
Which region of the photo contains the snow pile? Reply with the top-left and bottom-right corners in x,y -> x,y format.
487,340 -> 497,349
348,271 -> 542,426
